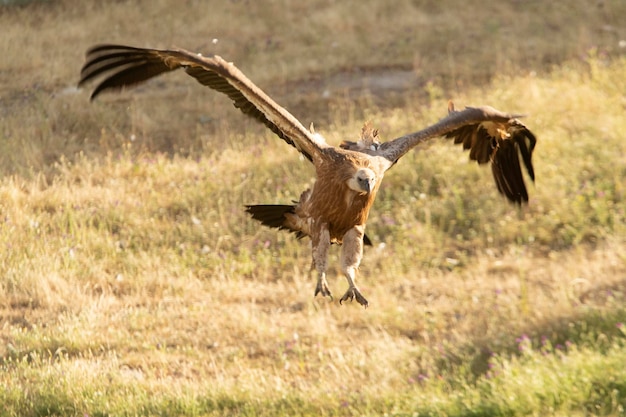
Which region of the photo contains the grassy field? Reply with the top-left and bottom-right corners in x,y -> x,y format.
1,0 -> 626,416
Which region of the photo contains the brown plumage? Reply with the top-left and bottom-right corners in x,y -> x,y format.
79,44 -> 537,307
444,101 -> 536,203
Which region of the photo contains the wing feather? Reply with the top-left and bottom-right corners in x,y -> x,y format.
512,126 -> 536,181
378,104 -> 536,204
378,105 -> 515,164
78,44 -> 325,162
491,140 -> 528,203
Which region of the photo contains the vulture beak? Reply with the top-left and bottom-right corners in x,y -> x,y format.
348,168 -> 376,194
356,172 -> 375,194
357,175 -> 374,194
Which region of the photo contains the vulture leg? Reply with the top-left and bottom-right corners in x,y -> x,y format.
312,223 -> 333,300
339,226 -> 369,308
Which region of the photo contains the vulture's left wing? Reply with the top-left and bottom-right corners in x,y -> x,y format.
78,44 -> 327,162
376,102 -> 536,204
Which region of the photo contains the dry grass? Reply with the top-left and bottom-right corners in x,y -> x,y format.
1,1 -> 626,416
2,0 -> 625,172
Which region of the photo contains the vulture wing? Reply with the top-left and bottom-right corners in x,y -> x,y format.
78,44 -> 327,162
377,103 -> 536,204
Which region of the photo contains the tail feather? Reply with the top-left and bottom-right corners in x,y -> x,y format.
245,204 -> 307,240
244,204 -> 373,246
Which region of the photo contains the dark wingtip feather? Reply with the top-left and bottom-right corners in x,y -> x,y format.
78,45 -> 173,100
491,140 -> 529,204
514,128 -> 536,182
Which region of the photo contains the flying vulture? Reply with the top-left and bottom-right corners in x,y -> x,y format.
79,44 -> 536,308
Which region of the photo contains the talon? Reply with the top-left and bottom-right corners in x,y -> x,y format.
315,278 -> 333,300
339,286 -> 369,308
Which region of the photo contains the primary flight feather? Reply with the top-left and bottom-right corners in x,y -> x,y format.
79,44 -> 537,307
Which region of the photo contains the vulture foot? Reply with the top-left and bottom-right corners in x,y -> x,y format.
339,286 -> 369,308
314,277 -> 333,300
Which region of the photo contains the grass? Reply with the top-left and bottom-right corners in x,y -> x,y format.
1,0 -> 626,416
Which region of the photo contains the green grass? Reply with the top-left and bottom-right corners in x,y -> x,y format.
1,0 -> 626,416
2,329 -> 626,416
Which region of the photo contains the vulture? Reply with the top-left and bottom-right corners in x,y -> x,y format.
79,44 -> 536,308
